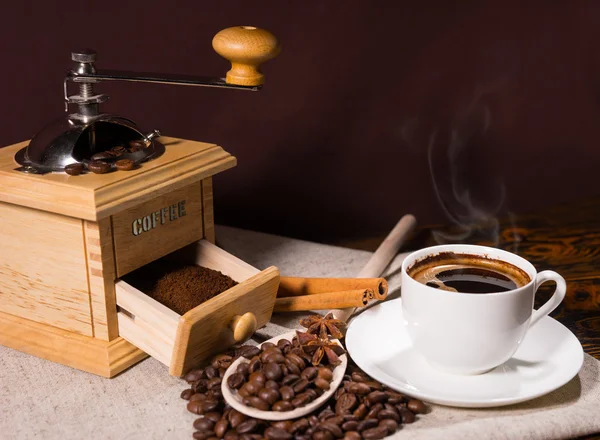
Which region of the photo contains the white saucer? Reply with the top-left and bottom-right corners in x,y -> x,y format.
346,298 -> 584,408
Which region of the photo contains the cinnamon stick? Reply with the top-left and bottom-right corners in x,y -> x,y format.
274,289 -> 371,312
278,277 -> 388,300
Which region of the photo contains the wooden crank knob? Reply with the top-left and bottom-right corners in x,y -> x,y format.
212,26 -> 280,86
230,312 -> 258,342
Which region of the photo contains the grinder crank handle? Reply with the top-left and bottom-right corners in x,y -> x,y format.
68,27 -> 280,90
213,26 -> 281,86
332,214 -> 417,323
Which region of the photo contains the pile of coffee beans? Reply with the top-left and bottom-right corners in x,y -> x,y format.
226,340 -> 336,412
182,344 -> 427,440
63,139 -> 147,175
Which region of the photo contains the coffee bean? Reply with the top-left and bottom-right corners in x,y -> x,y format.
365,391 -> 388,406
193,379 -> 209,393
348,383 -> 371,395
291,392 -> 312,408
334,388 -> 346,401
87,160 -> 111,174
190,393 -> 208,402
335,393 -> 358,415
264,427 -> 292,440
208,377 -> 222,389
320,423 -> 344,438
239,435 -> 260,440
318,367 -> 334,381
64,163 -> 84,175
91,152 -> 114,161
114,159 -> 135,171
194,418 -> 216,431
205,412 -> 222,423
361,426 -> 388,440
293,379 -> 310,393
215,419 -> 230,438
239,346 -> 261,359
205,366 -> 219,379
407,399 -> 426,414
363,381 -> 383,391
315,377 -> 331,390
264,380 -> 279,390
236,419 -> 259,434
285,353 -> 306,369
261,347 -> 283,360
264,362 -> 283,381
366,403 -> 383,420
185,369 -> 205,383
212,354 -> 234,370
305,389 -> 318,400
313,431 -> 334,440
243,396 -> 270,411
350,372 -> 369,383
377,409 -> 400,422
261,342 -> 276,350
353,403 -> 368,419
399,408 -> 415,424
249,372 -> 266,386
200,399 -> 219,413
291,418 -> 310,433
187,401 -> 203,415
385,391 -> 405,405
181,389 -> 193,400
281,364 -> 290,376
224,430 -> 240,440
128,139 -> 147,151
282,359 -> 300,376
272,400 -> 294,411
110,145 -> 127,155
193,431 -> 215,440
238,384 -> 251,398
271,421 -> 294,432
308,415 -> 320,427
264,353 -> 286,364
277,339 -> 292,352
279,386 -> 295,401
378,419 -> 398,435
258,388 -> 281,405
244,381 -> 261,396
343,431 -> 361,440
318,408 -> 336,420
341,421 -> 358,431
236,363 -> 250,378
228,410 -> 247,428
227,373 -> 245,389
356,419 -> 378,432
301,367 -> 318,381
248,358 -> 262,373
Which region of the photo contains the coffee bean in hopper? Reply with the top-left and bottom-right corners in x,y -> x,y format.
87,160 -> 111,174
64,163 -> 84,175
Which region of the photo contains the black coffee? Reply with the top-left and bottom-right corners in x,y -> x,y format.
408,252 -> 531,294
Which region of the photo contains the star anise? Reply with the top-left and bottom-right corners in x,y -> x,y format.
300,312 -> 347,339
296,331 -> 346,366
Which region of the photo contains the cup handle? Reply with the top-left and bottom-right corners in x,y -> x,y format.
530,270 -> 567,326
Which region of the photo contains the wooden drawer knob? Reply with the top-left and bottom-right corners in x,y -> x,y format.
212,26 -> 280,86
230,312 -> 258,342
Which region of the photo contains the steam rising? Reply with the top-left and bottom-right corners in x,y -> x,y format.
425,89 -> 516,249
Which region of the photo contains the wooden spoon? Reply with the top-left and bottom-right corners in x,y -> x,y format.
221,214 -> 417,421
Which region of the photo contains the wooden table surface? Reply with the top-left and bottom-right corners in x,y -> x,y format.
338,197 -> 600,438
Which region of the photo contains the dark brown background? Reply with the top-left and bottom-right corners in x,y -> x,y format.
2,1 -> 599,242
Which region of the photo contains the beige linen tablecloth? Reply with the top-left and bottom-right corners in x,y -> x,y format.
1,226 -> 599,440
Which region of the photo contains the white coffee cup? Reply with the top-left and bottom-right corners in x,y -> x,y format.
401,244 -> 566,375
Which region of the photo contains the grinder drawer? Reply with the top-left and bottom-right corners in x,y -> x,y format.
115,239 -> 280,376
